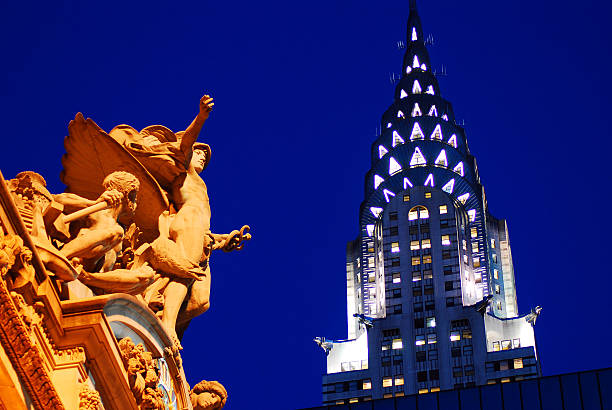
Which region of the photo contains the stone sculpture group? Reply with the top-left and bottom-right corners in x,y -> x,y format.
5,94 -> 249,409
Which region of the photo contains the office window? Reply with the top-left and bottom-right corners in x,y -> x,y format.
393,273 -> 401,283
410,240 -> 420,250
443,266 -> 453,275
418,388 -> 429,394
463,255 -> 468,264
513,338 -> 521,348
409,209 -> 418,220
462,239 -> 467,251
392,338 -> 403,349
501,340 -> 511,350
413,287 -> 422,296
389,226 -> 399,236
381,344 -> 390,351
425,301 -> 435,311
450,331 -> 460,342
470,227 -> 477,238
500,361 -> 509,371
445,281 -> 454,291
513,358 -> 523,369
424,285 -> 434,295
395,376 -> 405,386
491,238 -> 496,248
453,367 -> 463,377
423,269 -> 432,279
492,341 -> 500,351
439,205 -> 447,214
416,351 -> 427,361
423,255 -> 432,264
382,377 -> 392,388
403,194 -> 410,202
427,334 -> 437,344
393,305 -> 403,314
416,335 -> 426,346
429,369 -> 439,380
492,253 -> 498,263
472,242 -> 479,253
425,192 -> 432,198
415,318 -> 425,328
451,347 -> 461,357
413,272 -> 422,282
473,257 -> 480,268
391,242 -> 400,253
495,284 -> 501,294
412,256 -> 421,266
417,371 -> 428,382
391,258 -> 401,267
462,330 -> 472,339
493,269 -> 499,280
390,212 -> 398,221
426,317 -> 436,328
362,380 -> 372,390
464,365 -> 475,376
441,235 -> 451,246
421,239 -> 431,249
414,302 -> 423,312
409,225 -> 419,235
446,297 -> 455,307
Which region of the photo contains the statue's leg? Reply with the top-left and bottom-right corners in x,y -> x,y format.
161,278 -> 191,346
169,205 -> 207,264
176,265 -> 211,330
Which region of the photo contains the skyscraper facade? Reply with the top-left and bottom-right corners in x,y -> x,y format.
319,2 -> 541,406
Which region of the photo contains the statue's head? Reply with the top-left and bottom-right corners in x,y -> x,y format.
191,143 -> 212,174
191,380 -> 227,410
102,171 -> 140,215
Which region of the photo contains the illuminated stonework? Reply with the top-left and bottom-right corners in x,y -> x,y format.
320,1 -> 540,405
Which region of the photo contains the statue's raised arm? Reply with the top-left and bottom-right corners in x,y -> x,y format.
179,95 -> 214,161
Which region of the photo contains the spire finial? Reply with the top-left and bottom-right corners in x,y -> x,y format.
409,0 -> 417,11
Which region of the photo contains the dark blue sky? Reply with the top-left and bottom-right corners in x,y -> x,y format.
2,1 -> 612,409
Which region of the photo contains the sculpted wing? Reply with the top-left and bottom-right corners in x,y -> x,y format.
61,113 -> 169,241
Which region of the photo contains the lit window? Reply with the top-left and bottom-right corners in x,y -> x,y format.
447,134 -> 457,148
453,162 -> 465,176
412,55 -> 420,68
409,147 -> 427,167
500,361 -> 509,371
412,256 -> 421,266
392,130 -> 405,147
425,192 -> 432,199
371,207 -> 383,218
378,145 -> 388,159
421,239 -> 431,249
470,227 -> 478,238
412,27 -> 418,41
467,209 -> 476,222
363,380 -> 372,390
395,376 -> 405,386
392,338 -> 403,349
495,284 -> 501,294
415,335 -> 425,346
497,301 -> 502,311
412,80 -> 422,94
492,253 -> 498,263
403,194 -> 410,202
428,105 -> 438,117
441,114 -> 448,121
413,272 -> 422,282
493,341 -> 500,351
513,338 -> 521,348
441,178 -> 455,194
473,257 -> 480,268
387,122 -> 392,128
393,273 -> 401,283
423,255 -> 432,264
397,110 -> 405,118
426,317 -> 436,328
431,387 -> 440,392
411,103 -> 422,117
426,85 -> 434,95
408,209 -> 418,220
434,149 -> 448,167
424,173 -> 434,187
472,242 -> 479,253
439,205 -> 447,214
420,208 -> 429,218
366,224 -> 374,236
450,331 -> 460,342
427,334 -> 437,344
501,340 -> 511,350
391,242 -> 400,253
418,388 -> 429,394
374,174 -> 384,189
410,240 -> 420,250
441,235 -> 451,246
383,189 -> 395,203
462,240 -> 467,251
421,63 -> 427,70
400,89 -> 408,99
383,377 -> 392,388
514,359 -> 523,369
406,65 -> 412,74
431,124 -> 443,140
389,157 -> 402,175
404,177 -> 413,189
463,254 -> 468,264
457,193 -> 469,204
462,330 -> 472,339
381,344 -> 390,351
410,122 -> 424,140
493,269 -> 499,280
423,269 -> 432,279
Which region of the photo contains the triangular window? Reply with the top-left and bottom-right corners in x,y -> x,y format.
424,173 -> 434,187
413,55 -> 420,68
441,178 -> 455,194
410,147 -> 426,167
386,122 -> 392,128
406,66 -> 412,74
366,224 -> 375,236
430,124 -> 443,140
434,149 -> 448,167
410,122 -> 424,140
397,110 -> 405,119
378,145 -> 388,159
403,177 -> 414,189
389,157 -> 402,175
370,207 -> 383,218
411,103 -> 422,117
447,134 -> 457,148
457,193 -> 469,204
412,80 -> 422,94
383,189 -> 396,203
428,105 -> 438,117
374,174 -> 384,189
421,63 -> 427,71
441,114 -> 448,121
426,85 -> 435,95
400,89 -> 408,99
453,162 -> 464,176
467,209 -> 476,222
411,27 -> 418,41
392,131 -> 404,147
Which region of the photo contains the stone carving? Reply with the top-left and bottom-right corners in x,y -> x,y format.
78,382 -> 102,410
190,380 -> 228,410
118,337 -> 165,410
0,233 -> 36,289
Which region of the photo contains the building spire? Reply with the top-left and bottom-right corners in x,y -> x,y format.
409,0 -> 417,11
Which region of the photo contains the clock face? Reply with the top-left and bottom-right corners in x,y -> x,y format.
157,358 -> 178,410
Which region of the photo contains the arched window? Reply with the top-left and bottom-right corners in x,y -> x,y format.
408,205 -> 429,221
